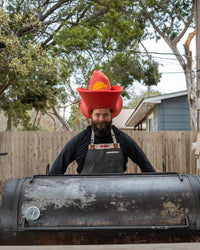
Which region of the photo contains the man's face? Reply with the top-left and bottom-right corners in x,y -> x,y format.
91,109 -> 112,137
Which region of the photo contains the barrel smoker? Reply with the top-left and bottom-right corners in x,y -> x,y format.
1,172 -> 200,245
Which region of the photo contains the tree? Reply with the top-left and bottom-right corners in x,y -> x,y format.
137,0 -> 196,130
0,0 -> 162,130
142,59 -> 162,97
0,0 -> 91,130
0,7 -> 63,130
54,0 -> 162,103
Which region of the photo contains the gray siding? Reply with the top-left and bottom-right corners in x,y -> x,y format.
158,95 -> 191,131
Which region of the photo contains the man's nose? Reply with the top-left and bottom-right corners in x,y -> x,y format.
99,115 -> 104,121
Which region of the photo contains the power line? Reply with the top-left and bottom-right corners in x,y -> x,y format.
160,71 -> 184,74
139,51 -> 176,56
150,56 -> 179,61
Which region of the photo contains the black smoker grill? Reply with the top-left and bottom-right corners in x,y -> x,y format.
1,173 -> 200,245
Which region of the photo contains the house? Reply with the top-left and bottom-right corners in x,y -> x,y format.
113,109 -> 134,129
125,90 -> 191,131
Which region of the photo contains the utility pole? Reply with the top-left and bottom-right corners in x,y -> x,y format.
196,0 -> 200,131
195,0 -> 200,172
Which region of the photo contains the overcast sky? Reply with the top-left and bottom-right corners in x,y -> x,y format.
140,33 -> 196,95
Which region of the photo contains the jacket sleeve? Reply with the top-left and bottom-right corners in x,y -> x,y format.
49,134 -> 79,175
122,133 -> 156,172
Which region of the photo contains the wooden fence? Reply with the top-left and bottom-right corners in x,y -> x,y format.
0,130 -> 198,192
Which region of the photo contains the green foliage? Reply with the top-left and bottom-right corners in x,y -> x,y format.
54,0 -> 149,98
142,59 -> 162,86
0,7 -> 63,130
1,0 -> 169,131
139,0 -> 194,41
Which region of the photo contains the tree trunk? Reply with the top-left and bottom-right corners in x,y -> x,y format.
183,30 -> 197,131
185,67 -> 197,131
33,110 -> 42,128
0,83 -> 10,99
52,106 -> 71,131
6,116 -> 12,131
147,86 -> 150,97
166,41 -> 197,131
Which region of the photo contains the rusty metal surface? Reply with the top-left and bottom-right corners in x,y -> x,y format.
19,174 -> 197,230
1,173 -> 200,245
1,229 -> 200,245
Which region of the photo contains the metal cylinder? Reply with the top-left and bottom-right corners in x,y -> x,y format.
1,173 -> 200,245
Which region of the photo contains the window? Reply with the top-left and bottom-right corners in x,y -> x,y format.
148,113 -> 154,131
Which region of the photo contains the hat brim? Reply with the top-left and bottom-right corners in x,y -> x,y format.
77,86 -> 123,118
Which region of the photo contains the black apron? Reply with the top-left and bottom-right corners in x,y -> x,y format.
81,129 -> 124,174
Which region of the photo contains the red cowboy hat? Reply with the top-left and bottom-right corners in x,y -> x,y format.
77,70 -> 123,118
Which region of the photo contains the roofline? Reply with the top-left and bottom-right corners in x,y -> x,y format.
142,90 -> 187,103
125,90 -> 187,127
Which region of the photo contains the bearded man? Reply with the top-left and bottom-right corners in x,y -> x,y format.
49,70 -> 155,174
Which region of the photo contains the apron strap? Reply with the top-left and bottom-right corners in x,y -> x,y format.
111,128 -> 117,143
91,129 -> 95,144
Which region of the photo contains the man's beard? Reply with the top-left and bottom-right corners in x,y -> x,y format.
91,119 -> 112,137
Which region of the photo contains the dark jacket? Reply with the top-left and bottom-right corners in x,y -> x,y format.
50,125 -> 156,174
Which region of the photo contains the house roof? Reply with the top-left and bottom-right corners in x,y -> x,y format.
125,90 -> 187,127
113,109 -> 134,128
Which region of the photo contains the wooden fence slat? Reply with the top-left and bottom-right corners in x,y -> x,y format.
157,131 -> 163,172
